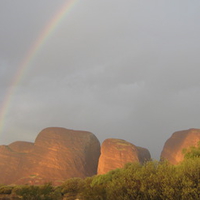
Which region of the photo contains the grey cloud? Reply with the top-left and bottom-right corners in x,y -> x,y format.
1,0 -> 200,159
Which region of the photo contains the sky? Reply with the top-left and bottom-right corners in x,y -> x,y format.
0,0 -> 200,159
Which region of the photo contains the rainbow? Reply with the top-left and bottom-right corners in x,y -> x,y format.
0,0 -> 79,138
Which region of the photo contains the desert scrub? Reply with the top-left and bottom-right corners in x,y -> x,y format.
0,185 -> 13,194
13,183 -> 62,200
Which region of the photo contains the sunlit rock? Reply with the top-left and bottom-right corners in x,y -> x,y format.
97,138 -> 151,175
0,127 -> 100,185
160,128 -> 200,164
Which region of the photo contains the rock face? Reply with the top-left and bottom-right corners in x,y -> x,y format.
0,127 -> 100,185
97,138 -> 151,175
160,128 -> 200,164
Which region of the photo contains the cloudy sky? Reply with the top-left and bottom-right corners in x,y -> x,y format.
0,0 -> 200,159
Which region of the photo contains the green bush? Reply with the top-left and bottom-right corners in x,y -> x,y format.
81,159 -> 200,200
59,178 -> 84,200
14,183 -> 62,200
0,185 -> 13,194
183,141 -> 200,159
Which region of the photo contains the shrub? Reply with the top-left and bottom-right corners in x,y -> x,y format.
59,178 -> 84,200
14,183 -> 62,200
0,185 -> 13,194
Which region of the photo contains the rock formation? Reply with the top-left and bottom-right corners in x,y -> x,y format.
160,128 -> 200,164
97,138 -> 151,175
0,127 -> 100,185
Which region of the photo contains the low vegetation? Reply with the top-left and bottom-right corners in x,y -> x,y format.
0,144 -> 200,200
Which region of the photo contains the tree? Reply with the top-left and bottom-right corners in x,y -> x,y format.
182,141 -> 200,159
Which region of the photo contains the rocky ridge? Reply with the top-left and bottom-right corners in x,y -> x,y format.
160,128 -> 200,164
98,138 -> 151,174
0,127 -> 199,185
0,127 -> 100,185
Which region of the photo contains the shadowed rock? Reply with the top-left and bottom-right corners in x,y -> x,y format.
0,127 -> 100,185
97,138 -> 151,175
160,128 -> 200,164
